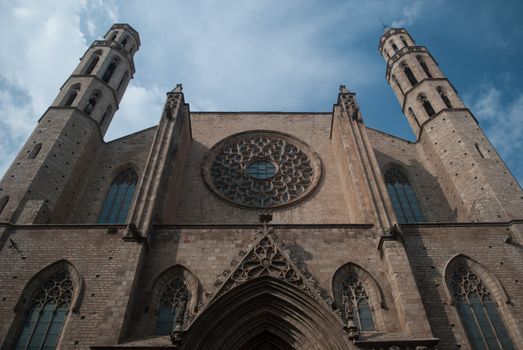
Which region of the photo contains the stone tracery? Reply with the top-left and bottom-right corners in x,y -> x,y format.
202,131 -> 322,208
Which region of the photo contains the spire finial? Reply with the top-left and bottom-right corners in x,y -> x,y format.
379,18 -> 389,30
172,84 -> 183,93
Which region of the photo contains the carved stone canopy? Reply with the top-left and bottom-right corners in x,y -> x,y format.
202,130 -> 322,209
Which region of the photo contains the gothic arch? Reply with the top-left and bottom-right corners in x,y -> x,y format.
148,264 -> 201,319
331,262 -> 386,331
182,276 -> 350,350
444,254 -> 522,346
5,260 -> 84,349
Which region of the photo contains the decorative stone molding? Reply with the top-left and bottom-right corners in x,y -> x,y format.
202,130 -> 322,209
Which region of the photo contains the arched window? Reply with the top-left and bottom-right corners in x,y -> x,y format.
400,36 -> 408,47
98,168 -> 138,224
0,195 -> 8,215
155,276 -> 190,335
391,74 -> 403,94
28,143 -> 42,159
14,270 -> 73,349
437,87 -> 453,108
408,107 -> 420,127
109,32 -> 118,41
100,105 -> 112,128
121,36 -> 128,48
416,55 -> 432,78
450,265 -> 514,349
102,57 -> 119,83
419,94 -> 435,117
117,71 -> 129,93
84,51 -> 101,75
384,167 -> 424,223
84,91 -> 101,115
402,63 -> 418,86
63,85 -> 80,107
341,274 -> 375,331
391,41 -> 399,53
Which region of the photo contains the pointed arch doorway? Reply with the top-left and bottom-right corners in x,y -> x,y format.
181,276 -> 350,350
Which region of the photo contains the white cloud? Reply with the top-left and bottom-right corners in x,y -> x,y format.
391,1 -> 424,27
466,84 -> 523,184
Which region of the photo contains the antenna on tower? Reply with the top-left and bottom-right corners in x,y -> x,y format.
379,18 -> 389,30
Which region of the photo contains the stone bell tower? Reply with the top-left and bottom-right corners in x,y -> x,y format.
379,27 -> 523,222
0,23 -> 140,224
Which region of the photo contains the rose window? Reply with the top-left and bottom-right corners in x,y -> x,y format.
202,131 -> 322,208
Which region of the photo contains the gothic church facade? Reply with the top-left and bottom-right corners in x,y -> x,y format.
0,23 -> 522,350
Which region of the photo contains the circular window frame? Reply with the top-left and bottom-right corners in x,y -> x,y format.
245,159 -> 279,180
201,130 -> 323,210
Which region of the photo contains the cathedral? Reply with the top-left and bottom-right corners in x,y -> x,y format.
0,23 -> 522,350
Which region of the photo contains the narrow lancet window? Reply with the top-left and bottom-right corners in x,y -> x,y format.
392,74 -> 403,94
84,91 -> 101,115
0,196 -> 8,215
155,277 -> 190,335
437,87 -> 453,108
98,168 -> 138,224
400,36 -> 408,47
391,42 -> 399,53
420,94 -> 435,117
402,64 -> 418,86
384,167 -> 424,223
417,55 -> 432,78
341,274 -> 375,331
408,107 -> 420,127
117,72 -> 129,93
63,85 -> 80,107
109,32 -> 117,41
28,143 -> 42,159
450,266 -> 514,349
14,270 -> 73,350
102,58 -> 119,83
84,52 -> 101,75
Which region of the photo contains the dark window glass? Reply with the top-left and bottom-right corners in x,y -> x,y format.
438,88 -> 453,108
155,277 -> 190,335
341,274 -> 375,331
417,56 -> 432,78
84,54 -> 100,75
98,168 -> 138,224
391,43 -> 399,53
384,168 -> 424,223
403,65 -> 418,86
246,161 -> 276,180
102,59 -> 118,83
450,266 -> 514,349
14,271 -> 72,350
420,95 -> 435,117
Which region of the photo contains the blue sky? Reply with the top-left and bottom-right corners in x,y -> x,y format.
1,0 -> 522,185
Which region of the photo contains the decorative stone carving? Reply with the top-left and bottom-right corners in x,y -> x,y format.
202,131 -> 322,209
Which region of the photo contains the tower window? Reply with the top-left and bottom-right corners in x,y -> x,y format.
400,36 -> 408,47
109,31 -> 118,41
155,276 -> 190,335
117,71 -> 129,93
450,266 -> 514,349
391,42 -> 399,53
28,143 -> 42,160
419,94 -> 435,117
341,274 -> 375,331
102,57 -> 119,83
84,91 -> 101,115
121,36 -> 129,48
408,107 -> 420,127
437,87 -> 453,108
98,168 -> 138,224
63,85 -> 80,107
417,55 -> 432,78
402,64 -> 418,86
391,74 -> 403,94
384,167 -> 424,223
0,196 -> 8,215
100,106 -> 112,128
84,51 -> 101,75
14,270 -> 73,350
